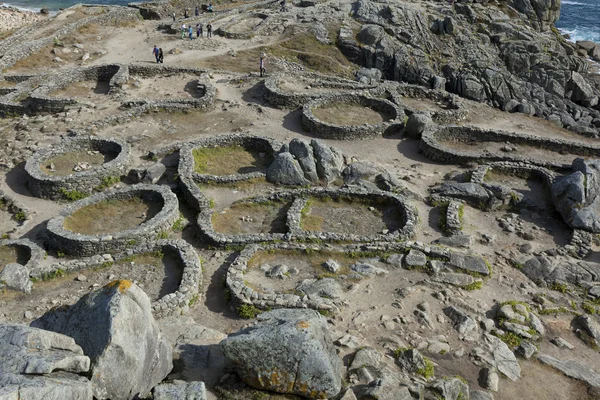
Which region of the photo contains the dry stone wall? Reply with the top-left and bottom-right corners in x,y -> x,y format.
46,184 -> 179,257
25,136 -> 131,200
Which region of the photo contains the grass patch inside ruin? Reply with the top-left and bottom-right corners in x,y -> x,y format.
192,145 -> 272,175
63,196 -> 161,235
212,201 -> 290,234
300,196 -> 401,235
41,150 -> 109,176
312,102 -> 390,126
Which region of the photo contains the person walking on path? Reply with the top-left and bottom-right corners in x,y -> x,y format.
181,23 -> 187,39
152,45 -> 159,63
196,23 -> 202,38
172,12 -> 176,22
259,54 -> 266,77
207,23 -> 212,38
195,6 -> 199,16
184,9 -> 189,18
189,26 -> 193,40
158,48 -> 164,63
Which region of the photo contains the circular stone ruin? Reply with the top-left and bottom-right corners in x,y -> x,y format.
0,238 -> 45,293
193,187 -> 418,246
178,134 -> 281,210
46,184 -> 179,257
393,83 -> 468,124
0,238 -> 45,276
263,72 -> 380,109
421,125 -> 600,168
25,136 -> 130,200
119,65 -> 216,110
28,64 -> 122,114
302,94 -> 401,139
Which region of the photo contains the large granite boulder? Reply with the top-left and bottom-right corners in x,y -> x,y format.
31,280 -> 172,400
289,138 -> 319,183
552,158 -> 600,232
0,263 -> 32,293
0,324 -> 92,400
220,309 -> 342,399
311,139 -> 344,184
267,152 -> 307,186
404,113 -> 433,139
153,380 -> 207,400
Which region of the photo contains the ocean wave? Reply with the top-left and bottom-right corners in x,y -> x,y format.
561,1 -> 587,5
558,27 -> 600,43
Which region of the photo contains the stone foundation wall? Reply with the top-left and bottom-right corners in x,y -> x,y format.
46,184 -> 179,257
25,136 -> 131,200
421,126 -> 600,169
301,94 -> 401,140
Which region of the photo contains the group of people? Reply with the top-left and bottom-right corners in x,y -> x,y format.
180,23 -> 212,39
152,45 -> 164,63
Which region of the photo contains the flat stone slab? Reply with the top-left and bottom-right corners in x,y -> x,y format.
538,354 -> 600,388
448,253 -> 490,276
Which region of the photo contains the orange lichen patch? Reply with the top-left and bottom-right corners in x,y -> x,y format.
296,320 -> 310,329
104,279 -> 133,293
245,367 -> 329,399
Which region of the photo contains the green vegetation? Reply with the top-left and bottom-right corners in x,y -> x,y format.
495,331 -> 522,348
237,303 -> 261,319
156,231 -> 169,240
13,211 -> 26,221
462,280 -> 483,291
417,357 -> 436,380
188,294 -> 200,307
192,145 -> 271,175
60,188 -> 88,201
224,289 -> 232,303
582,302 -> 597,315
95,175 -> 120,191
56,250 -> 65,258
550,282 -> 570,294
42,268 -> 65,281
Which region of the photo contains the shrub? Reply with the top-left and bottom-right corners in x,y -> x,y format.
237,304 -> 261,319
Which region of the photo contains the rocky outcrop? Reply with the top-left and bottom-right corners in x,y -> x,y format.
221,309 -> 342,399
31,280 -> 172,400
267,139 -> 344,186
0,324 -> 92,400
345,0 -> 600,136
552,158 -> 600,232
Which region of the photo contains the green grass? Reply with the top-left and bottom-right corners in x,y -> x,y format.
156,231 -> 169,240
495,331 -> 523,348
60,188 -> 88,201
417,357 -> 435,379
42,268 -> 65,281
550,282 -> 570,294
13,212 -> 26,221
237,303 -> 261,319
192,145 -> 271,175
462,280 -> 483,291
95,175 -> 120,191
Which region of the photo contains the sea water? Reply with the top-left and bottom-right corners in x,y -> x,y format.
1,0 -> 130,12
556,0 -> 599,42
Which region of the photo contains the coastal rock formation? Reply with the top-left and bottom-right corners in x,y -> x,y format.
221,309 -> 342,398
31,280 -> 172,400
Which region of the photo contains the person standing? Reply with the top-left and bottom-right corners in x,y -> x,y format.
196,23 -> 202,38
259,54 -> 266,77
207,23 -> 212,38
152,45 -> 159,63
189,26 -> 193,40
172,12 -> 176,22
181,23 -> 187,39
184,9 -> 189,18
158,48 -> 164,63
195,6 -> 199,16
